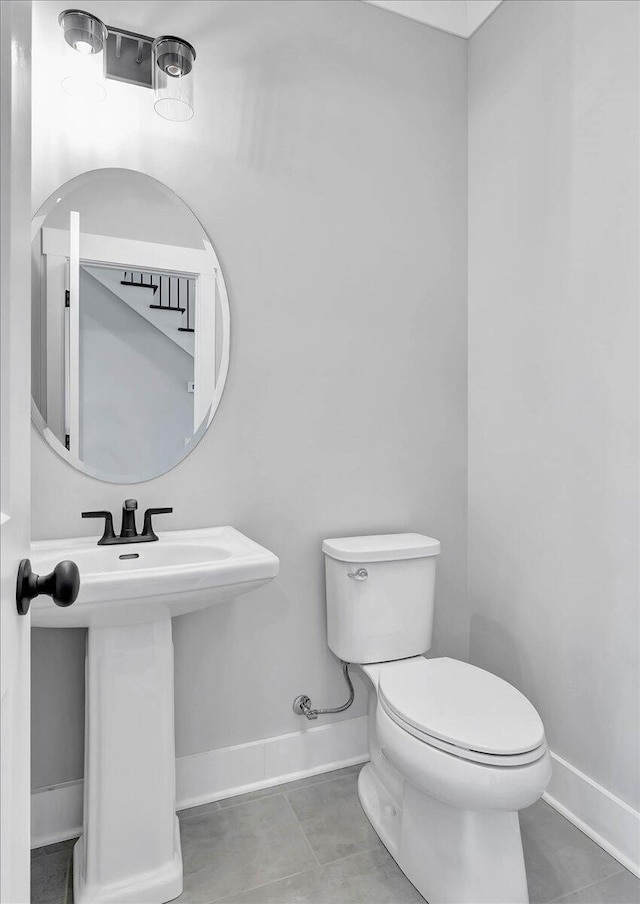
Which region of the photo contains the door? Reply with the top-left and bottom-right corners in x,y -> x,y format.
0,2 -> 32,902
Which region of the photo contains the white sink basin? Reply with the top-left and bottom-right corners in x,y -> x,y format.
30,526 -> 279,904
30,526 -> 279,627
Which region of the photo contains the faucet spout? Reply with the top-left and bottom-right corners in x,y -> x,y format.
120,499 -> 138,538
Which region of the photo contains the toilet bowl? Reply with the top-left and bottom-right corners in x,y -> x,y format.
323,533 -> 551,904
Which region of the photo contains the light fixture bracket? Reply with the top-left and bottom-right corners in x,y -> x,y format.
104,27 -> 154,89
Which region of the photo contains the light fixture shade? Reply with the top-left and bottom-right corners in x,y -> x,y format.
59,9 -> 106,53
152,36 -> 196,122
58,9 -> 108,101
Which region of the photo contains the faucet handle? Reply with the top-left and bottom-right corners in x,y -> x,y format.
82,510 -> 116,545
142,507 -> 173,542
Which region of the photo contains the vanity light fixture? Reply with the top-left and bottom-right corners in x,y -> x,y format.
58,9 -> 196,121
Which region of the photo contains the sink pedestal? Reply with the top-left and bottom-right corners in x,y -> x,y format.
73,617 -> 183,904
30,526 -> 280,902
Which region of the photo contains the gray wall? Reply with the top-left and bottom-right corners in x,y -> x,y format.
79,270 -> 194,480
31,0 -> 468,788
468,0 -> 639,809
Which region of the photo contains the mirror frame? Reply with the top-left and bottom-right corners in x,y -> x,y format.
31,168 -> 231,484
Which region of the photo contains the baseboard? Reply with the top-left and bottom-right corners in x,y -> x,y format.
32,731 -> 639,879
176,713 -> 369,809
543,751 -> 640,878
31,715 -> 369,849
31,779 -> 84,849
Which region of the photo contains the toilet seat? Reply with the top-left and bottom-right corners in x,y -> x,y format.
379,696 -> 547,766
377,657 -> 547,767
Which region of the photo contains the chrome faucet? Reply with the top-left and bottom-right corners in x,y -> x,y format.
82,500 -> 173,546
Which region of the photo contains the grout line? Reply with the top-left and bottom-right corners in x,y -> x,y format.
211,844 -> 403,904
216,788 -> 289,810
48,767 -> 369,903
282,794 -> 322,869
281,771 -> 386,871
546,867 -> 627,904
302,841 -> 383,870
210,865 -> 320,904
180,793 -> 282,822
213,765 -> 362,812
178,800 -> 221,821
205,791 -> 287,814
281,791 -> 386,872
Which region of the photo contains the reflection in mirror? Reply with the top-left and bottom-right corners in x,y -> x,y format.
31,169 -> 229,483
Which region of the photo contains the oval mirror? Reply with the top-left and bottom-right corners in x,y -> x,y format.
31,168 -> 230,483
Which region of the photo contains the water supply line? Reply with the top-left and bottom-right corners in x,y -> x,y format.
293,661 -> 354,720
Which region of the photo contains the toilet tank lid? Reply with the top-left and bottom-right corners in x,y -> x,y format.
322,533 -> 440,563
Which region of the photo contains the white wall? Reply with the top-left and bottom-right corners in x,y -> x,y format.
31,0 -> 468,788
468,0 -> 639,824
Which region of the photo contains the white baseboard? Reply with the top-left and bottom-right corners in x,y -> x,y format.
31,715 -> 369,849
31,779 -> 84,849
543,751 -> 640,878
177,713 -> 369,809
32,729 -> 639,881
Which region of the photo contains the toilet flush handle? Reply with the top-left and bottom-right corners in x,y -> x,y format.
347,568 -> 368,581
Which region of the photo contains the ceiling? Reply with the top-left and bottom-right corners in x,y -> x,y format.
364,0 -> 504,38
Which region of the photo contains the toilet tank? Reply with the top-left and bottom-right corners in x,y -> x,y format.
323,533 -> 441,664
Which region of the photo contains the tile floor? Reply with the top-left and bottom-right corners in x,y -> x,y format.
32,764 -> 640,904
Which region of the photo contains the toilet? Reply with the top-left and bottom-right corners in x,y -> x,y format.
323,533 -> 551,904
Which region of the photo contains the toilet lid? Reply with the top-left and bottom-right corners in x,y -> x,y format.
378,658 -> 545,756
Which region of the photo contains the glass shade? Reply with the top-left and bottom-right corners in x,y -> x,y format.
152,36 -> 195,122
59,10 -> 107,101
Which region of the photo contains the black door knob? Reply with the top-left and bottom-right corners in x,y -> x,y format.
16,559 -> 80,616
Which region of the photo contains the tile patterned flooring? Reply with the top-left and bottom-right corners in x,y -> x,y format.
32,764 -> 640,904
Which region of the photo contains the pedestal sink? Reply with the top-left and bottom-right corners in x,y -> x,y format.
30,527 -> 279,904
